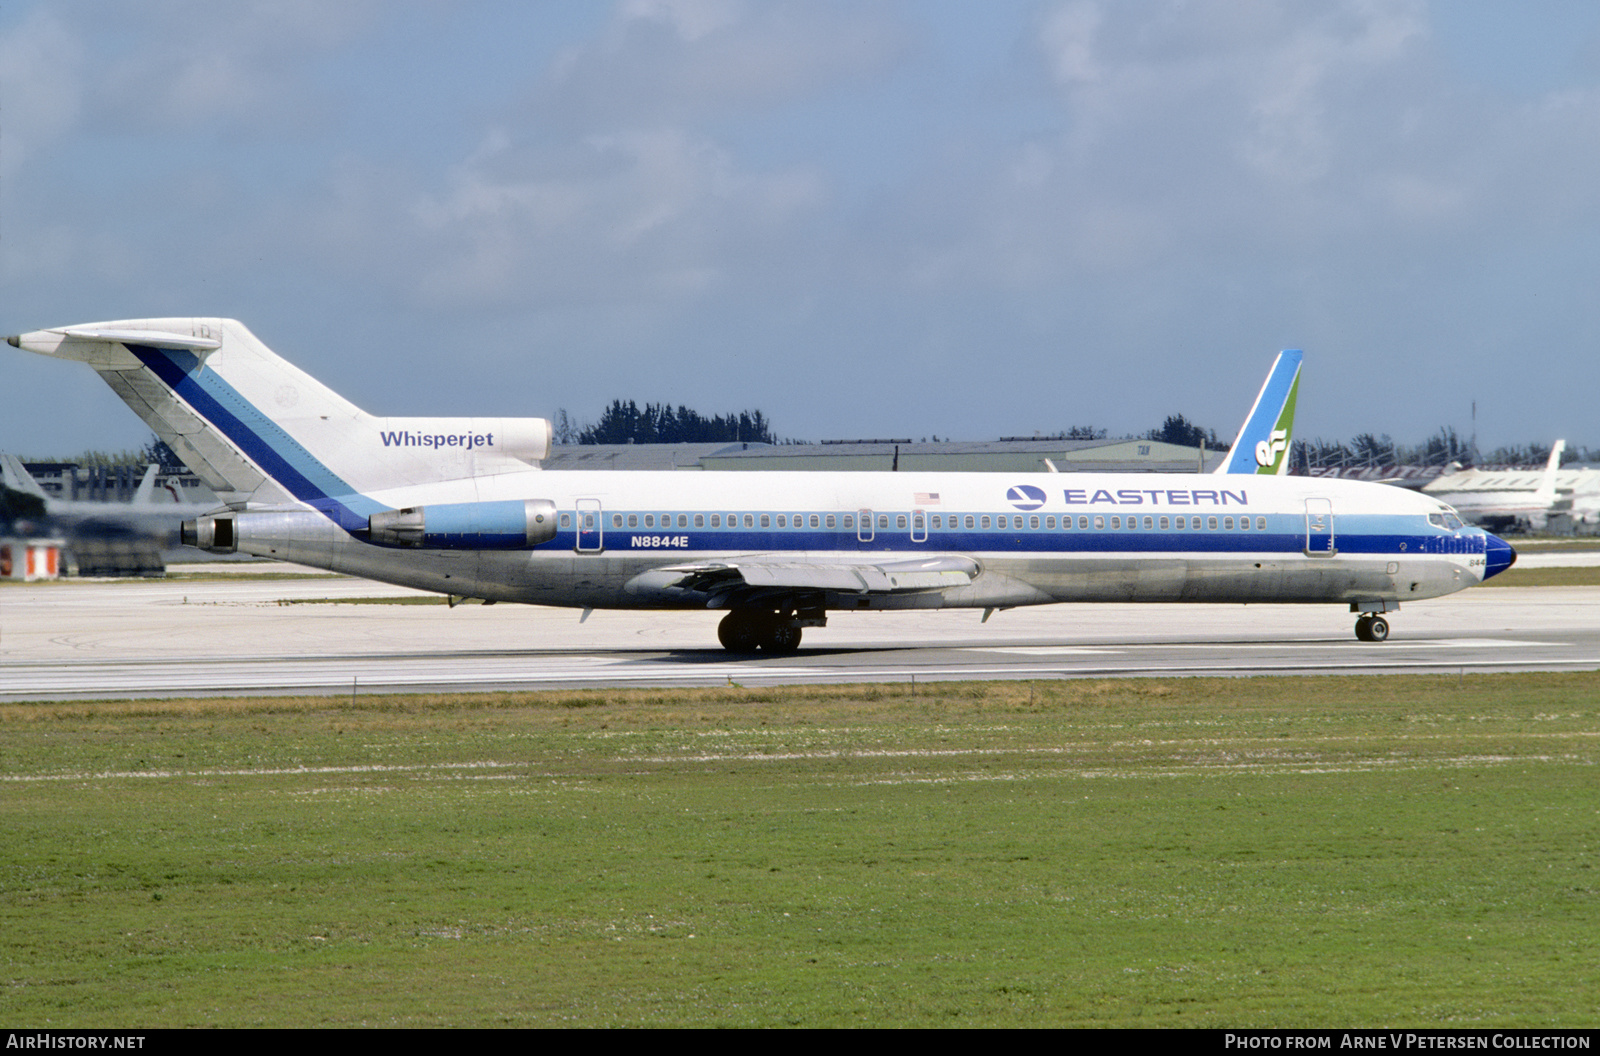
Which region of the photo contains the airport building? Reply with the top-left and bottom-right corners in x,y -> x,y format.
542,437 -> 1223,474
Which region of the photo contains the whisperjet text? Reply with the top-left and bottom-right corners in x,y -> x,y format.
379,430 -> 496,450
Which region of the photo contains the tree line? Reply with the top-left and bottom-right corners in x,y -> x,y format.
555,402 -> 780,446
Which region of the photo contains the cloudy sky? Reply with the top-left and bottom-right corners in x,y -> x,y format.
3,0 -> 1599,458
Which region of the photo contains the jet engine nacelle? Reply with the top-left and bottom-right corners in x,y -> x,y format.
367,499 -> 558,549
182,510 -> 346,558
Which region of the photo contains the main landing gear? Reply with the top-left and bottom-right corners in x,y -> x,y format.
717,608 -> 814,654
1354,614 -> 1390,642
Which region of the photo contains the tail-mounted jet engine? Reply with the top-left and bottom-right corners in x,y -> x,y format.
183,499 -> 558,554
367,499 -> 558,549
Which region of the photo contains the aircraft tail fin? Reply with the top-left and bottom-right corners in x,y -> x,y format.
1,453 -> 52,501
7,320 -> 552,518
1213,349 -> 1302,475
129,464 -> 160,505
1535,439 -> 1566,505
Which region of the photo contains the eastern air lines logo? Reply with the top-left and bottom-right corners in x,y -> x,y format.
1007,484 -> 1047,511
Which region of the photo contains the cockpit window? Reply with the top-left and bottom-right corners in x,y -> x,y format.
1429,511 -> 1465,531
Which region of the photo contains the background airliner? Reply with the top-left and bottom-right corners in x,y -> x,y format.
8,319 -> 1514,649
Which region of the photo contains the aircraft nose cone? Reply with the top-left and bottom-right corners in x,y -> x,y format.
1483,533 -> 1517,580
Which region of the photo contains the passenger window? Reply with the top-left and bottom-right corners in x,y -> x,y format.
980,515 -> 991,529
1045,516 -> 1055,529
694,514 -> 704,528
1143,516 -> 1153,529
878,515 -> 889,529
744,514 -> 754,528
843,514 -> 853,528
760,514 -> 770,528
896,514 -> 907,529
1223,516 -> 1234,530
1208,516 -> 1218,530
711,514 -> 720,528
679,514 -> 688,528
965,515 -> 975,529
1029,515 -> 1039,529
1192,517 -> 1202,530
826,514 -> 836,529
628,514 -> 638,528
1256,517 -> 1266,530
777,515 -> 786,528
1078,516 -> 1089,529
613,514 -> 623,528
560,513 -> 572,528
810,514 -> 820,528
1110,516 -> 1121,530
1093,516 -> 1105,530
644,514 -> 654,528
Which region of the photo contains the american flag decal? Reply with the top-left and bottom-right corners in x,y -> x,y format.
915,492 -> 941,505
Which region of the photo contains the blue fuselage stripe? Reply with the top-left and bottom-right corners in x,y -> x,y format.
131,346 -> 381,529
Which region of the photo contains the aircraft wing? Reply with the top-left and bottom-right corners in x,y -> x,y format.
625,554 -> 978,605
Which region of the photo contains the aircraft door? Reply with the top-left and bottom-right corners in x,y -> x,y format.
858,509 -> 874,543
576,498 -> 603,553
911,509 -> 927,543
1304,498 -> 1336,556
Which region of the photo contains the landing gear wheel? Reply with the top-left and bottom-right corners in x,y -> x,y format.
718,610 -> 804,653
762,622 -> 802,654
717,610 -> 762,653
1355,615 -> 1389,643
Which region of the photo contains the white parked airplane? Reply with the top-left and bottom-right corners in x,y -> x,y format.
8,319 -> 1514,647
1424,441 -> 1566,532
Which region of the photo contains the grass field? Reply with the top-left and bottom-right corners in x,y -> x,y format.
3,675 -> 1597,1027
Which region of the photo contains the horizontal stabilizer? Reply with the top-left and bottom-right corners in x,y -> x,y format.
58,328 -> 222,352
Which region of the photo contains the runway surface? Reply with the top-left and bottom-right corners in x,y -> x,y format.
4,567 -> 1598,700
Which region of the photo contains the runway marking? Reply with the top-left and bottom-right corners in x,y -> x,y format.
1408,638 -> 1555,648
972,647 -> 1120,656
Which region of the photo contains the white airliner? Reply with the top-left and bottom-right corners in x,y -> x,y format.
8,319 -> 1514,648
1424,441 -> 1568,532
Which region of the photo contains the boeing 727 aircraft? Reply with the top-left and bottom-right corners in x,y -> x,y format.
8,319 -> 1515,648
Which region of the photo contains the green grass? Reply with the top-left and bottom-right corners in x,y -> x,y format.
2,676 -> 1597,1027
1475,566 -> 1600,587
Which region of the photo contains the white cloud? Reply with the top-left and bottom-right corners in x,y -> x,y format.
409,126 -> 825,306
619,0 -> 744,42
89,0 -> 378,132
541,0 -> 906,126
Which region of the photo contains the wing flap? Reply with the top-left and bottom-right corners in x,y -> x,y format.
625,554 -> 979,601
